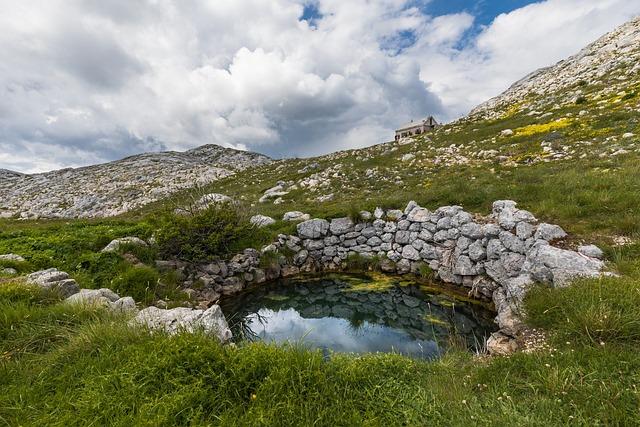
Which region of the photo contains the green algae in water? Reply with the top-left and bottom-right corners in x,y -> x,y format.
220,273 -> 497,359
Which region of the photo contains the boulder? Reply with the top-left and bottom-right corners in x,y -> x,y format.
283,211 -> 311,222
297,219 -> 330,239
0,253 -> 25,262
26,268 -> 80,298
259,185 -> 289,203
66,288 -> 120,305
525,243 -> 604,287
131,305 -> 232,342
250,215 -> 276,228
102,237 -> 148,253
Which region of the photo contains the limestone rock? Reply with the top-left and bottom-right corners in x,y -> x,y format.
329,217 -> 354,235
250,215 -> 276,228
101,237 -> 148,253
578,244 -> 604,259
0,253 -> 25,262
131,305 -> 232,342
0,144 -> 270,219
283,211 -> 311,222
487,332 -> 518,355
297,218 -> 329,239
534,223 -> 567,241
26,268 -> 80,298
525,243 -> 604,287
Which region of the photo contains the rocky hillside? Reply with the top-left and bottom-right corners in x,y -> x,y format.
471,16 -> 640,119
0,145 -> 271,219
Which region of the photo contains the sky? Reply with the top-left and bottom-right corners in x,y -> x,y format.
1,0 -> 639,173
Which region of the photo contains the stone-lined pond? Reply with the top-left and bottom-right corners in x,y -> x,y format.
220,274 -> 497,359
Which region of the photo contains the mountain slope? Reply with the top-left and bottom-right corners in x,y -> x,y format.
471,16 -> 640,119
0,144 -> 271,219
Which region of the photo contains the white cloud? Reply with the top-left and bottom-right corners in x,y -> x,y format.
0,0 -> 638,172
412,0 -> 640,116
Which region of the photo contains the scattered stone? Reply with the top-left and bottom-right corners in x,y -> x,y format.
0,253 -> 25,262
131,305 -> 232,342
26,268 -> 80,298
101,237 -> 148,253
283,211 -> 311,222
250,215 -> 276,228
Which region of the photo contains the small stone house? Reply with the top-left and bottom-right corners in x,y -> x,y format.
394,116 -> 440,140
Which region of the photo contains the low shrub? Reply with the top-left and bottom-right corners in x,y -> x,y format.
154,203 -> 253,262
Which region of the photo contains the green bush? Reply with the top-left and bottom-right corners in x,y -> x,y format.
154,204 -> 253,261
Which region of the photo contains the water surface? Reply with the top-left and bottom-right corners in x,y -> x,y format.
220,274 -> 496,359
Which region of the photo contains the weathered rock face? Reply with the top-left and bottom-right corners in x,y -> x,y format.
0,144 -> 271,219
182,199 -> 606,355
131,305 -> 232,341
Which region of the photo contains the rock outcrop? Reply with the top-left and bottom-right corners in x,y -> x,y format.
0,144 -> 271,219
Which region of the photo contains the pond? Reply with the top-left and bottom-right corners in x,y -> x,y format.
220,274 -> 497,359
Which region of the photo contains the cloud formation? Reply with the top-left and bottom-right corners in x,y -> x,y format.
0,0 -> 638,172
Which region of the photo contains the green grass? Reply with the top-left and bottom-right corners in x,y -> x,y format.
2,269 -> 640,426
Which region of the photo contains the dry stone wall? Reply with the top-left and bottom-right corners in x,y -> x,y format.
185,200 -> 606,351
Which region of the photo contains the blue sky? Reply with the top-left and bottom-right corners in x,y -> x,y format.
1,0 -> 639,172
425,0 -> 539,26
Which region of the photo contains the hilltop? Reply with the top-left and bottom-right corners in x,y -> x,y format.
0,144 -> 271,219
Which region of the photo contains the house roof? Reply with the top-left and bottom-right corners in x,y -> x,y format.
395,116 -> 438,132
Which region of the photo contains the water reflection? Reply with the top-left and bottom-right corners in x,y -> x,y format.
220,274 -> 496,359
